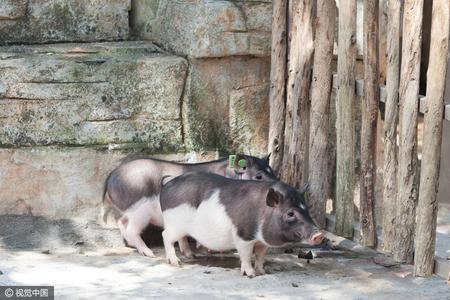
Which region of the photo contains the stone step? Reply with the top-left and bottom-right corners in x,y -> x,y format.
0,41 -> 188,151
0,0 -> 130,45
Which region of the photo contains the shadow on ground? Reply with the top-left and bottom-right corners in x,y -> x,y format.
0,214 -> 123,250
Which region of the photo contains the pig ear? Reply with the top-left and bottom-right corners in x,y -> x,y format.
266,188 -> 283,207
262,153 -> 271,163
298,182 -> 310,194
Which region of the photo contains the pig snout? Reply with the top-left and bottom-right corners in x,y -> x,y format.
309,231 -> 325,245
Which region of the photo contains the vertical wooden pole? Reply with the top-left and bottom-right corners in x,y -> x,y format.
335,0 -> 356,238
282,0 -> 314,188
382,0 -> 402,253
268,0 -> 288,177
414,0 -> 450,277
360,0 -> 379,248
394,0 -> 424,264
378,0 -> 388,82
308,0 -> 336,228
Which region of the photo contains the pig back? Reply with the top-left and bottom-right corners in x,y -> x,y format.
105,158 -> 184,211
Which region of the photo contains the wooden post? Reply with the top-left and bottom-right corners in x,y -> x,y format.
414,0 -> 450,277
378,0 -> 388,82
268,0 -> 288,177
281,0 -> 314,188
308,0 -> 336,228
382,0 -> 402,253
360,0 -> 379,248
335,0 -> 356,238
393,0 -> 424,264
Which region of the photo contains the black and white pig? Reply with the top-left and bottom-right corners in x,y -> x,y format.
160,172 -> 325,277
103,154 -> 276,257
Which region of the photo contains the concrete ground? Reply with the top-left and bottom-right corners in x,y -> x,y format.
0,216 -> 449,299
1,247 -> 449,300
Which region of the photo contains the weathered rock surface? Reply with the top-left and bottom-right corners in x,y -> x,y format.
0,147 -> 123,220
131,0 -> 272,58
0,42 -> 187,152
0,0 -> 27,20
0,1 -> 274,222
229,83 -> 270,156
0,148 -> 209,220
0,0 -> 130,45
182,57 -> 270,153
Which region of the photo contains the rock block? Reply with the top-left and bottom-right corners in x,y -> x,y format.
0,148 -> 198,220
183,56 -> 270,152
229,83 -> 270,156
0,0 -> 130,45
131,0 -> 272,58
0,0 -> 27,20
0,42 -> 187,152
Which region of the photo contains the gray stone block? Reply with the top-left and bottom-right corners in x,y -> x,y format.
0,0 -> 130,45
229,83 -> 270,156
182,56 -> 270,152
0,42 -> 187,152
0,0 -> 27,20
131,0 -> 272,58
0,148 -> 196,220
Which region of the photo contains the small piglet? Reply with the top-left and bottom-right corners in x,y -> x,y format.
104,154 -> 275,257
160,172 -> 325,277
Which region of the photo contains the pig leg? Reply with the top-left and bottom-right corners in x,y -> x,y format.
118,216 -> 155,257
117,196 -> 164,258
254,243 -> 268,275
235,239 -> 256,278
162,229 -> 184,267
178,237 -> 195,259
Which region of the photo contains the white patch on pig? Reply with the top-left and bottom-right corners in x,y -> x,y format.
123,195 -> 163,228
254,223 -> 269,246
163,189 -> 236,252
119,195 -> 161,257
234,237 -> 256,277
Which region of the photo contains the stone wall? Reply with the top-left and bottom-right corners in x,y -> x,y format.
0,0 -> 273,220
0,42 -> 187,152
131,0 -> 272,155
183,57 -> 270,153
131,0 -> 271,58
0,0 -> 130,45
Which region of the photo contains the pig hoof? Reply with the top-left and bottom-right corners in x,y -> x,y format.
255,267 -> 266,276
167,255 -> 182,267
183,252 -> 195,259
138,247 -> 156,258
240,268 -> 256,278
180,246 -> 195,259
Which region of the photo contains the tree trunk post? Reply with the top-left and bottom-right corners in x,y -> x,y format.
282,0 -> 314,188
382,0 -> 402,253
308,0 -> 336,228
268,0 -> 288,177
335,0 -> 357,238
360,0 -> 379,248
393,0 -> 424,264
414,0 -> 450,277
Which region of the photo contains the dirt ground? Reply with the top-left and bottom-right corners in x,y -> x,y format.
0,216 -> 449,299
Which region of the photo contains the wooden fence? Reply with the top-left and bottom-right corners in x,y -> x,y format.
268,0 -> 450,277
